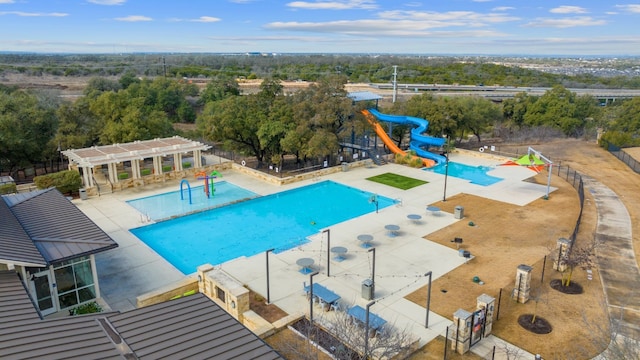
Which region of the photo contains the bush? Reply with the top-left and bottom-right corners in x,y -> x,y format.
33,170 -> 82,194
69,301 -> 102,316
118,172 -> 129,180
182,162 -> 192,169
0,183 -> 17,195
162,165 -> 172,172
141,168 -> 152,176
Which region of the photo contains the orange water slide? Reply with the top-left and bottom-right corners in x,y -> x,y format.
362,110 -> 435,167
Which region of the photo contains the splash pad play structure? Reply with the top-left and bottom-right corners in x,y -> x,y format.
362,109 -> 446,167
180,170 -> 222,204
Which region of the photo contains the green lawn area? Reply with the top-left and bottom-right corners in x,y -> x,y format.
366,172 -> 428,190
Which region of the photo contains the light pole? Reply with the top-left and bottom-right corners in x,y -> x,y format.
57,142 -> 63,171
425,271 -> 432,328
364,300 -> 376,357
443,137 -> 449,202
368,247 -> 376,299
323,229 -> 330,277
265,248 -> 274,304
309,271 -> 319,324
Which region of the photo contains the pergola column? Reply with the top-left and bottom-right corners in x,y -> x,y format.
131,159 -> 141,179
173,153 -> 183,171
81,166 -> 93,187
153,156 -> 162,175
108,163 -> 118,183
193,150 -> 202,168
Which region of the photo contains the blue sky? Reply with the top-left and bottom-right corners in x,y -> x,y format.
1,0 -> 640,55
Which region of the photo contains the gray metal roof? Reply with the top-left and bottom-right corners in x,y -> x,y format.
0,271 -> 283,360
347,91 -> 383,102
3,188 -> 118,265
0,196 -> 46,267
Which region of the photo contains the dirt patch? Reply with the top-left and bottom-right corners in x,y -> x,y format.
518,314 -> 553,334
405,140 -> 614,359
248,290 -> 287,323
549,279 -> 584,294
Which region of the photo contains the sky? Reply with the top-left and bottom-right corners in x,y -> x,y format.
1,0 -> 640,56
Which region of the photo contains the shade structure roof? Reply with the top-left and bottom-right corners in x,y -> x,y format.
62,136 -> 211,168
347,91 -> 383,102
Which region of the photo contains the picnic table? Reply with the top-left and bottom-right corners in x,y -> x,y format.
407,214 -> 422,224
330,246 -> 348,261
304,283 -> 341,311
347,305 -> 387,330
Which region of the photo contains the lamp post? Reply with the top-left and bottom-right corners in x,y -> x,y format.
323,229 -> 330,277
57,142 -> 63,171
309,271 -> 319,324
425,271 -> 432,328
265,248 -> 274,304
368,247 -> 376,299
443,137 -> 449,202
364,300 -> 376,357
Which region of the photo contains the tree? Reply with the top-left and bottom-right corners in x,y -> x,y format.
458,96 -> 502,143
198,76 -> 241,105
0,89 -> 58,175
558,239 -> 599,288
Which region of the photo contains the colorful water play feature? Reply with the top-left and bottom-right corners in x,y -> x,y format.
426,161 -> 503,186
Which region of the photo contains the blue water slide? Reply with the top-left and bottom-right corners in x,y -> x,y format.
368,108 -> 447,164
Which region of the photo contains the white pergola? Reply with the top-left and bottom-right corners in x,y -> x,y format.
62,136 -> 211,188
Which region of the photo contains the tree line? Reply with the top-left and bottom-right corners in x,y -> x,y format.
2,72 -> 640,178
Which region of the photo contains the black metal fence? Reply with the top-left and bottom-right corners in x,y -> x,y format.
600,140 -> 640,174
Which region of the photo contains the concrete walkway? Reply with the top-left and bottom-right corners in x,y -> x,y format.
582,176 -> 640,343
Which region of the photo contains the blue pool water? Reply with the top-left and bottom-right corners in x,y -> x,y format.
426,162 -> 503,186
130,180 -> 396,274
127,181 -> 258,221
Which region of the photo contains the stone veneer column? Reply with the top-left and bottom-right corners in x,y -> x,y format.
553,237 -> 571,272
451,309 -> 472,354
512,264 -> 532,303
477,294 -> 495,337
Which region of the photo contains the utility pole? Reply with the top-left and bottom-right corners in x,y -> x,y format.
162,56 -> 167,77
392,65 -> 398,103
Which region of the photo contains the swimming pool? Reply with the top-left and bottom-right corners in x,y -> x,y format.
130,180 -> 396,274
426,161 -> 503,186
127,181 -> 258,221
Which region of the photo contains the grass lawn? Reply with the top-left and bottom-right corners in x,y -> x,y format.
366,172 -> 427,190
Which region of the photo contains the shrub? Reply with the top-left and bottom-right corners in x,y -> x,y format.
162,165 -> 172,172
0,183 -> 17,195
141,168 -> 152,176
118,172 -> 129,180
182,162 -> 192,169
69,301 -> 102,316
33,170 -> 82,194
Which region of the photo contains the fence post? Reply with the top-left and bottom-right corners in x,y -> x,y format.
496,288 -> 502,321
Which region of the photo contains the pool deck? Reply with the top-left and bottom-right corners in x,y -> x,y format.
75,152 -> 549,354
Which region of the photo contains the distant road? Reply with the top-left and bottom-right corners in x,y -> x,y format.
370,83 -> 640,101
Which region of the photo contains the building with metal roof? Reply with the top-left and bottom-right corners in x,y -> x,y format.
62,136 -> 211,189
0,270 -> 283,360
347,91 -> 383,105
1,188 -> 118,316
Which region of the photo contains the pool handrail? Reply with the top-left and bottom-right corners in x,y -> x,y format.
180,179 -> 192,204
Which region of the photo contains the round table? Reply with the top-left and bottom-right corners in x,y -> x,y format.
357,234 -> 373,248
407,214 -> 422,224
384,224 -> 400,237
296,257 -> 314,273
330,246 -> 348,261
427,206 -> 441,216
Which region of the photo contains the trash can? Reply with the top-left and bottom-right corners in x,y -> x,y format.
361,279 -> 374,300
341,162 -> 348,172
454,205 -> 464,219
79,188 -> 88,200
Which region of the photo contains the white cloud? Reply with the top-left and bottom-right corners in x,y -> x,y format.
87,0 -> 126,4
404,2 -> 421,7
114,15 -> 152,22
287,0 -> 377,10
0,11 -> 68,17
0,0 -> 15,4
191,16 -> 221,23
377,10 -> 519,25
524,16 -> 606,28
615,4 -> 640,13
492,6 -> 514,12
550,6 -> 588,14
265,19 -> 506,37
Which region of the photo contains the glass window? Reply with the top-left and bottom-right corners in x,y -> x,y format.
216,286 -> 226,303
54,257 -> 96,310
